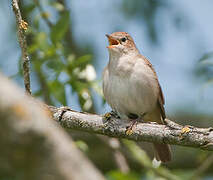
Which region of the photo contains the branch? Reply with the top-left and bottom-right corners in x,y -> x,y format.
33,0 -> 53,27
190,154 -> 213,180
49,106 -> 213,151
99,136 -> 130,173
12,0 -> 31,94
0,74 -> 105,180
124,140 -> 180,180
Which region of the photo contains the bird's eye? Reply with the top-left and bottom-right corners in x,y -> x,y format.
121,37 -> 127,43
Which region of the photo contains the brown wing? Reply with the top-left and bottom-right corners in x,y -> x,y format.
158,85 -> 166,120
141,55 -> 166,120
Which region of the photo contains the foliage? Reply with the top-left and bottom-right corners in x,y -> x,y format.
1,0 -> 213,179
18,0 -> 100,112
121,0 -> 186,44
196,52 -> 213,86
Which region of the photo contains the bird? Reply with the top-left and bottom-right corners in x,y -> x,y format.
103,32 -> 171,162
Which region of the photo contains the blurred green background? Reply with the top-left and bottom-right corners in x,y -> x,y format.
1,0 -> 213,179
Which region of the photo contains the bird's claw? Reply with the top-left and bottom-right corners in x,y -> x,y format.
125,128 -> 133,135
110,110 -> 120,119
103,112 -> 112,121
125,120 -> 137,135
103,110 -> 120,121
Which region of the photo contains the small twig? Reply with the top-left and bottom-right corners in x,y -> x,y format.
12,0 -> 31,95
190,154 -> 213,180
123,140 -> 180,180
99,136 -> 130,173
0,74 -> 105,180
33,0 -> 53,27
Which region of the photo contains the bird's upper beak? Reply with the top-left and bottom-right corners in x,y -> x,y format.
106,34 -> 119,48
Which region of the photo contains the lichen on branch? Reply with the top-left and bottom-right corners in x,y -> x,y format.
49,106 -> 213,151
12,0 -> 31,94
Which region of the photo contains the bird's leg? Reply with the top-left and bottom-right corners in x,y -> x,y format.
126,120 -> 138,135
125,113 -> 147,135
103,110 -> 120,121
110,110 -> 120,119
126,113 -> 139,135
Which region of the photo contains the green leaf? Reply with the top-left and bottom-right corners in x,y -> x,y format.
36,32 -> 49,51
48,80 -> 66,105
199,52 -> 213,62
66,55 -> 92,73
200,59 -> 213,66
23,4 -> 36,15
107,171 -> 140,180
49,2 -> 65,12
33,89 -> 43,97
50,11 -> 70,44
33,14 -> 41,29
70,80 -> 89,93
74,55 -> 92,70
46,58 -> 64,72
75,140 -> 88,152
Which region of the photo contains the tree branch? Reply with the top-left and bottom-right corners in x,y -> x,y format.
190,154 -> 213,180
33,0 -> 53,27
0,74 -> 105,180
99,136 -> 130,173
49,106 -> 213,151
12,0 -> 31,94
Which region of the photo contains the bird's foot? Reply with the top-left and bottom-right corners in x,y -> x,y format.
125,119 -> 138,135
103,110 -> 120,121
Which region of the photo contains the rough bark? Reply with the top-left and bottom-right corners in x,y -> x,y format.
12,0 -> 31,94
0,74 -> 105,180
49,106 -> 213,151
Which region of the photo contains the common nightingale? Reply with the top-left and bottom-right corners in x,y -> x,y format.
103,32 -> 171,162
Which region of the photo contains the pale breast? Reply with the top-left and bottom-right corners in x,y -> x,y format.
103,58 -> 159,118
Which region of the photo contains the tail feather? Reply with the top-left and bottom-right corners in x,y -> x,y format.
153,143 -> 172,163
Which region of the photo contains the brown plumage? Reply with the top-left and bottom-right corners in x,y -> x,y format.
103,32 -> 171,162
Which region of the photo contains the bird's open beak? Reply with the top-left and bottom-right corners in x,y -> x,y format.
106,34 -> 119,48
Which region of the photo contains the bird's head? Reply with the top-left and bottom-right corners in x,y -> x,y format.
106,32 -> 139,56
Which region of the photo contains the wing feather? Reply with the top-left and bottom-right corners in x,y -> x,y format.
140,55 -> 166,120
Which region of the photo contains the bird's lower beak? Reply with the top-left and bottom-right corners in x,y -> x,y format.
106,34 -> 119,48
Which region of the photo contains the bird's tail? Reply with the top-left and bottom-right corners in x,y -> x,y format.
153,143 -> 172,163
143,105 -> 172,162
